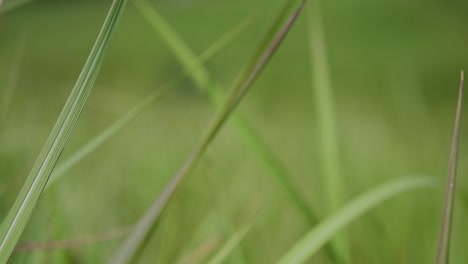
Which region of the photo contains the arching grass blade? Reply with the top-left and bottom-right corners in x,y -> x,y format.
277,176 -> 438,264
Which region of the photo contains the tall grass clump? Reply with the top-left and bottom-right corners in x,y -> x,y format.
110,1 -> 308,263
132,0 -> 318,228
1,1 -> 467,263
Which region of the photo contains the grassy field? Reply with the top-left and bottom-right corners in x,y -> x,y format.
1,0 -> 468,263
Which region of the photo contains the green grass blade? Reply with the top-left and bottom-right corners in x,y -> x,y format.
206,207 -> 263,264
44,16 -> 250,190
435,71 -> 464,264
110,2 -> 307,263
0,0 -> 127,262
276,176 -> 438,264
0,31 -> 27,134
0,0 -> 36,14
307,1 -> 348,261
135,0 -> 317,227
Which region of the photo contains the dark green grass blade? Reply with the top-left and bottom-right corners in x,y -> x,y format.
0,31 -> 27,134
277,176 -> 438,264
0,0 -> 127,262
435,71 -> 464,264
109,2 -> 307,263
44,18 -> 248,190
134,0 -> 317,226
0,0 -> 36,14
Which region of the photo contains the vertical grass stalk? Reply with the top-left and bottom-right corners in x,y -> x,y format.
307,1 -> 348,261
0,31 -> 28,134
435,71 -> 464,264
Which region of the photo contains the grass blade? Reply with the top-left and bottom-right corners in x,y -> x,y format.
307,1 -> 348,261
0,31 -> 28,134
0,0 -> 36,14
135,0 -> 317,228
110,2 -> 307,263
435,71 -> 464,264
0,0 -> 127,262
44,16 -> 250,190
206,207 -> 263,264
14,226 -> 131,252
277,176 -> 438,264
176,235 -> 222,264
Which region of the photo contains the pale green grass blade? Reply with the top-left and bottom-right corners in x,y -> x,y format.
0,0 -> 127,262
277,176 -> 438,264
44,17 -> 250,190
206,207 -> 263,264
14,226 -> 131,252
0,31 -> 27,134
176,235 -> 222,264
435,71 -> 464,264
134,0 -> 317,227
110,2 -> 307,263
0,0 -> 36,14
307,1 -> 348,261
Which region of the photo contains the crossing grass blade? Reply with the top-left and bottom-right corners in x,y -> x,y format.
134,0 -> 317,228
435,71 -> 464,264
307,1 -> 348,261
0,31 -> 28,134
0,0 -> 127,262
276,176 -> 438,264
44,17 -> 250,189
206,207 -> 263,264
0,0 -> 36,14
109,2 -> 307,263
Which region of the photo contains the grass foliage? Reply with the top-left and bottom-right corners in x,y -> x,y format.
0,0 -> 467,263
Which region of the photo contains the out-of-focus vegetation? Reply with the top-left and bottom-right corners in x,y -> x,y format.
1,0 -> 467,263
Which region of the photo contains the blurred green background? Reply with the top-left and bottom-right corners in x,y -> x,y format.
1,0 -> 468,263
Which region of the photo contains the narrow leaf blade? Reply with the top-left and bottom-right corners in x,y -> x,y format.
435,71 -> 464,264
277,176 -> 438,264
0,0 -> 127,262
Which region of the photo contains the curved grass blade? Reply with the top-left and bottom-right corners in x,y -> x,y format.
206,207 -> 263,264
134,0 -> 317,227
109,2 -> 307,263
307,1 -> 348,261
0,0 -> 127,262
277,176 -> 438,264
44,16 -> 251,190
0,0 -> 37,14
435,71 -> 464,264
0,31 -> 28,134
